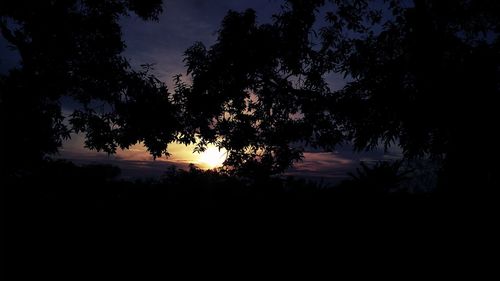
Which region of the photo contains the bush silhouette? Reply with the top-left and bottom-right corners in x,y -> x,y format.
337,161 -> 413,195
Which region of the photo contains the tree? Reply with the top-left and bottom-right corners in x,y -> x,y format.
318,0 -> 499,192
180,0 -> 499,191
1,0 -> 179,178
176,1 -> 333,176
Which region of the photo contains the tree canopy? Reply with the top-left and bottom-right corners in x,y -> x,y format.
179,0 -> 499,187
176,1 -> 335,176
2,0 -> 498,191
1,0 -> 179,176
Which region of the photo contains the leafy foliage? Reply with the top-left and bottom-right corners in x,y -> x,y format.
318,0 -> 499,190
2,0 -> 498,192
320,0 -> 500,158
1,0 -> 178,176
177,2 -> 341,175
340,161 -> 413,194
180,0 -> 499,189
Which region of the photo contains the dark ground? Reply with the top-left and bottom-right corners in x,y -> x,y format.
3,160 -> 497,278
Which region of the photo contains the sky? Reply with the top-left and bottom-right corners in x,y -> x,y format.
0,0 -> 402,184
121,0 -> 283,84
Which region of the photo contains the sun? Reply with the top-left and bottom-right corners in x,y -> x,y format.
197,146 -> 227,169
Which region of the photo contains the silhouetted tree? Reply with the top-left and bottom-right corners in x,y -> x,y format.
176,1 -> 330,176
181,0 -> 499,192
338,161 -> 413,195
318,0 -> 499,193
1,0 -> 178,179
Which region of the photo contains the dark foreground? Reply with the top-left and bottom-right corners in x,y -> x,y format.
3,161 -> 497,278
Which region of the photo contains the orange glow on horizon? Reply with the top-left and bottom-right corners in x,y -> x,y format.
62,134 -> 227,170
113,142 -> 226,170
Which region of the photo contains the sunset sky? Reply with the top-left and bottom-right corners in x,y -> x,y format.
0,0 -> 401,182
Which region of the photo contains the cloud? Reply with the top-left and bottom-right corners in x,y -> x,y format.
286,152 -> 356,184
285,144 -> 403,184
